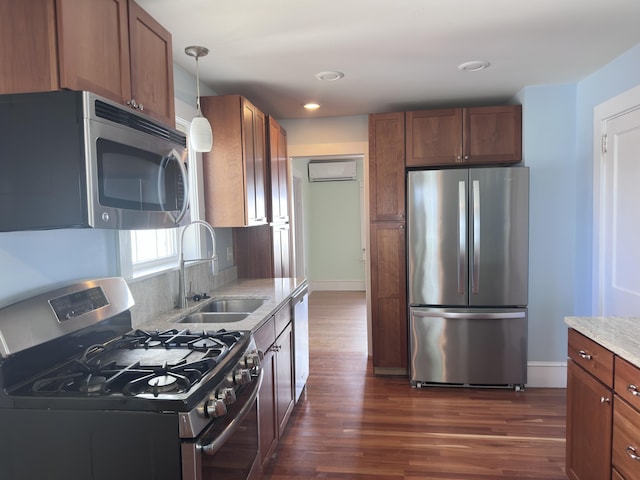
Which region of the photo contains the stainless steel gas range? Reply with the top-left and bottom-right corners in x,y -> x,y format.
0,277 -> 263,480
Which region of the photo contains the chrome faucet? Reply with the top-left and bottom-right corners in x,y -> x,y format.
178,220 -> 217,309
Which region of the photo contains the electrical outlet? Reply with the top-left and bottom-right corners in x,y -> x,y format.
227,247 -> 233,263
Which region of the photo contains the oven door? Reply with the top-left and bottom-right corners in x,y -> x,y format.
182,369 -> 263,480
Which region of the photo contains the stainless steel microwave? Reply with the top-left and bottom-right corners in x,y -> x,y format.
0,90 -> 189,231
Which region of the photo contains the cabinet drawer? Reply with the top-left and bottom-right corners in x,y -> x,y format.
616,356 -> 640,411
274,300 -> 291,336
568,328 -> 614,387
254,316 -> 276,352
613,468 -> 625,480
613,396 -> 640,480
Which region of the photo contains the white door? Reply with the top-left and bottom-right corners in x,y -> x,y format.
600,107 -> 640,315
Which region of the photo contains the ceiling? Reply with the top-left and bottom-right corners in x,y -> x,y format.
137,0 -> 640,120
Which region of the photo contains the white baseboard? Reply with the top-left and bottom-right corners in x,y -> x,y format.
526,361 -> 567,388
310,280 -> 366,292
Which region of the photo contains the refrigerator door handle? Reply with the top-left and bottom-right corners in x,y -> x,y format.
472,179 -> 480,294
458,180 -> 466,294
411,310 -> 527,320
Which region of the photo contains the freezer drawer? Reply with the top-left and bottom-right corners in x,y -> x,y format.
409,307 -> 527,388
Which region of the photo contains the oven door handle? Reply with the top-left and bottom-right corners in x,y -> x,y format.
198,367 -> 263,456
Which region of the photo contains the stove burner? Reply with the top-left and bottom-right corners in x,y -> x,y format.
21,328 -> 246,399
82,375 -> 108,394
147,375 -> 178,392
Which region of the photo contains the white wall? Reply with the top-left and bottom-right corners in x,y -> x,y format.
516,84 -> 577,364
280,115 -> 369,290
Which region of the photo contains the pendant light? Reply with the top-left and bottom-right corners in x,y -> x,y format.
185,46 -> 213,152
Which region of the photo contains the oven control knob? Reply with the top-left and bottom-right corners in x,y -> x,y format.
204,398 -> 227,418
218,387 -> 236,405
243,351 -> 262,369
234,368 -> 252,385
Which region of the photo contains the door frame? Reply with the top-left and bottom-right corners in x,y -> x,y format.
287,141 -> 372,356
592,84 -> 640,314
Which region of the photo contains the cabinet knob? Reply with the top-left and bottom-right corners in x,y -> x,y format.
628,384 -> 640,396
626,445 -> 640,461
464,155 -> 469,160
578,350 -> 592,360
600,396 -> 611,404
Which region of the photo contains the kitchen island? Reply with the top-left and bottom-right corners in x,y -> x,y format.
564,316 -> 640,480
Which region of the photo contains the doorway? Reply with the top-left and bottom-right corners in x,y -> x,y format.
287,143 -> 372,356
593,84 -> 640,315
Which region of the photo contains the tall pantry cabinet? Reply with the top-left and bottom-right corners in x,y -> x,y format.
368,112 -> 408,374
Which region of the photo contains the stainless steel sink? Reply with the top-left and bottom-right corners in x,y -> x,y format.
196,298 -> 266,313
176,312 -> 249,323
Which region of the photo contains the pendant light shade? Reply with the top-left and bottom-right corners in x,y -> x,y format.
185,46 -> 212,152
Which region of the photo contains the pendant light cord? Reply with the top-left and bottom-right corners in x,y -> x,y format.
195,56 -> 202,115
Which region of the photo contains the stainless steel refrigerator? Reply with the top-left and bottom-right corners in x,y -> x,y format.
407,167 -> 529,389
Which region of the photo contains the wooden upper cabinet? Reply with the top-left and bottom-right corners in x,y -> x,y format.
201,95 -> 268,227
56,0 -> 132,105
268,116 -> 290,224
406,108 -> 462,166
406,105 -> 522,167
464,106 -> 522,165
369,112 -> 405,222
0,0 -> 175,126
127,1 -> 175,125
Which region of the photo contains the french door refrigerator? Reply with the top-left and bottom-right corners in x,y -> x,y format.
407,167 -> 529,389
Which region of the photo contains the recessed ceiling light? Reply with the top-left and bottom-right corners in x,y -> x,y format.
458,61 -> 491,72
315,71 -> 344,81
304,103 -> 320,110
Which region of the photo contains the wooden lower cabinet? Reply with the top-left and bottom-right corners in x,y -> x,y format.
256,304 -> 295,468
566,358 -> 612,480
369,221 -> 407,374
258,345 -> 277,466
567,329 -> 640,480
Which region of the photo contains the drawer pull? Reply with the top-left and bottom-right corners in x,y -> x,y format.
578,350 -> 592,360
600,396 -> 611,404
626,445 -> 640,461
628,384 -> 640,396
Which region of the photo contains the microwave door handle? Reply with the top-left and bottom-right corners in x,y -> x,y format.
165,149 -> 189,225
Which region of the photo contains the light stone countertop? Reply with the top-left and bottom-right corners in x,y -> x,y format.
138,277 -> 308,334
564,316 -> 640,368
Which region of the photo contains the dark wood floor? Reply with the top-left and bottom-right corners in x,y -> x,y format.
263,291 -> 568,479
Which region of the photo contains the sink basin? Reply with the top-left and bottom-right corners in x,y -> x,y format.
176,312 -> 249,324
196,298 -> 266,313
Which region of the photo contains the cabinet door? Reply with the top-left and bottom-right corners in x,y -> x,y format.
258,347 -> 277,467
128,0 -> 175,126
56,0 -> 132,103
406,108 -> 462,166
273,224 -> 291,279
369,112 -> 405,222
275,322 -> 295,436
464,105 -> 522,165
613,396 -> 640,480
370,222 -> 407,373
0,0 -> 59,93
242,99 -> 268,225
566,359 -> 612,480
268,117 -> 290,223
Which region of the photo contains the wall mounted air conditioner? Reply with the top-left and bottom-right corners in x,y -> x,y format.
308,160 -> 357,182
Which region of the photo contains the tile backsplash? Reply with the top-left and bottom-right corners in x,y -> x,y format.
127,264 -> 237,328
